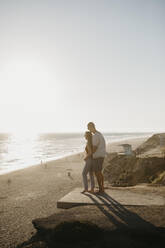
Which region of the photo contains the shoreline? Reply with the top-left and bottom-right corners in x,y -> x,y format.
0,135 -> 151,177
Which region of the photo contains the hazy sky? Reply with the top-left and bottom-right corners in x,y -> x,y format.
0,0 -> 164,133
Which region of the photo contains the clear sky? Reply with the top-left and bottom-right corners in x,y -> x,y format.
0,0 -> 164,133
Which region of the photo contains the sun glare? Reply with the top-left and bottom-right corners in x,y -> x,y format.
1,55 -> 60,134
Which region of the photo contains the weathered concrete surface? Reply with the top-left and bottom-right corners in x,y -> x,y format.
57,187 -> 165,209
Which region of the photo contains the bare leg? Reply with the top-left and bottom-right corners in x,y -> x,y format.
100,172 -> 104,191
95,172 -> 102,192
95,171 -> 104,192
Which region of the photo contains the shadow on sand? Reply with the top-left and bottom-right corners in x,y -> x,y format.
17,191 -> 165,248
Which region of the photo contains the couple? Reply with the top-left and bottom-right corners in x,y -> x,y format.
82,122 -> 106,193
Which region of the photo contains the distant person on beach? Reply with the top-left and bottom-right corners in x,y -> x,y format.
82,131 -> 95,193
87,122 -> 106,193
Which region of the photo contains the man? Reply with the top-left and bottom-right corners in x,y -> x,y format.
87,122 -> 106,193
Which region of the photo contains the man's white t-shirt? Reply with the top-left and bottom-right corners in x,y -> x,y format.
92,131 -> 106,159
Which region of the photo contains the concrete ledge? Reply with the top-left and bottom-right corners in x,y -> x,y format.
57,188 -> 165,209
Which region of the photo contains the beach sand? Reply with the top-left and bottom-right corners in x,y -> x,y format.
0,137 -> 149,248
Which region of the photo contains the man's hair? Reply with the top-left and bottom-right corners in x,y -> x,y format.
87,122 -> 95,128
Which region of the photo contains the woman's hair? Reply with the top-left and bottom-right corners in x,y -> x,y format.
85,131 -> 93,150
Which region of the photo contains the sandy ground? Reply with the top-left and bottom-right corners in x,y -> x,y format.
0,137 -> 150,248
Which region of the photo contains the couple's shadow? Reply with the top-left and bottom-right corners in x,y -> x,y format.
82,191 -> 165,246
17,191 -> 165,248
84,191 -> 158,229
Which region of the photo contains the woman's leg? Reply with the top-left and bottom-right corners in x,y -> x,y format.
89,171 -> 95,192
82,159 -> 90,192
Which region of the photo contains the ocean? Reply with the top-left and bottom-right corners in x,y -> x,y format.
0,132 -> 151,175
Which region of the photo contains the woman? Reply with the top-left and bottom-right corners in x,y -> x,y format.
82,131 -> 95,193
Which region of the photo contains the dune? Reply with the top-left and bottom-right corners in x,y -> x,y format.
135,133 -> 165,157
